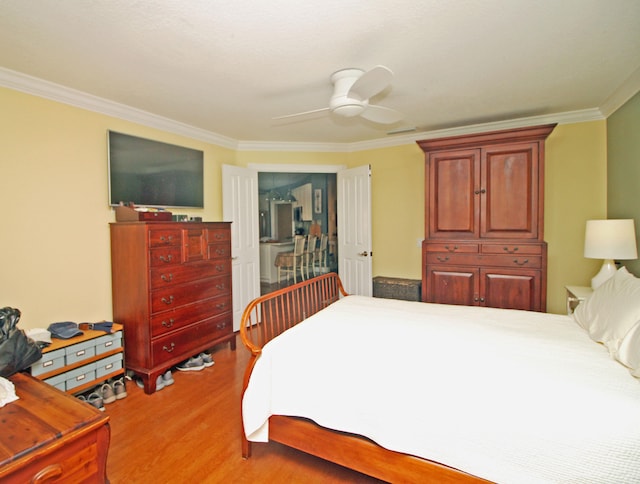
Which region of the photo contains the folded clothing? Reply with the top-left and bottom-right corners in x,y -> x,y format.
48,322 -> 83,340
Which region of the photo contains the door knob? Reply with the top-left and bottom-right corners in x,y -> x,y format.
358,251 -> 369,257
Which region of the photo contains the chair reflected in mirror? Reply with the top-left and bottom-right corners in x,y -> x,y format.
276,235 -> 306,284
304,235 -> 317,280
313,233 -> 328,276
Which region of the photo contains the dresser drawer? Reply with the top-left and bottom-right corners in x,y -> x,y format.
149,246 -> 182,267
207,227 -> 231,244
151,313 -> 232,366
150,260 -> 231,289
208,243 -> 232,260
148,228 -> 181,247
150,294 -> 232,337
425,253 -> 542,269
150,275 -> 232,313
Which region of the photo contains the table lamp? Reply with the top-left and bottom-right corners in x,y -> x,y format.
584,219 -> 638,289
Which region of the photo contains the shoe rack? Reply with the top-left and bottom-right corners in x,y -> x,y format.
30,323 -> 124,395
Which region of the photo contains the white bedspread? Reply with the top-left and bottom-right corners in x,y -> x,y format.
243,296 -> 640,483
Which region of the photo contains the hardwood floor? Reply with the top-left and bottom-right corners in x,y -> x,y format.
105,334 -> 383,483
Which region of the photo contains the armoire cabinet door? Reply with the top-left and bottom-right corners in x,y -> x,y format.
427,149 -> 480,239
481,268 -> 541,311
424,265 -> 478,306
481,142 -> 539,239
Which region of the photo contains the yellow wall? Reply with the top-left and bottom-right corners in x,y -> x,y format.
0,87 -> 234,327
0,86 -> 607,329
544,121 -> 607,313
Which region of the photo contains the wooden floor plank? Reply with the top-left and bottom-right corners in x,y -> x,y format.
104,334 -> 383,483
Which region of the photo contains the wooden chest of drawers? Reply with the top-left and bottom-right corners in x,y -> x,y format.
0,373 -> 110,482
110,221 -> 235,393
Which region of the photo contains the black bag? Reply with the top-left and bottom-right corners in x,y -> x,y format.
0,307 -> 42,378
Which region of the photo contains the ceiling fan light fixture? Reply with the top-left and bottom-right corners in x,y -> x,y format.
332,103 -> 365,117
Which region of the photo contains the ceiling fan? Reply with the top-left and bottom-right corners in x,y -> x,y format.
274,65 -> 403,125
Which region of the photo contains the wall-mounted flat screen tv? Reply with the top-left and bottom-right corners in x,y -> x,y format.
108,130 -> 204,208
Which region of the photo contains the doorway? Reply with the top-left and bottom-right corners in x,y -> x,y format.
257,171 -> 337,294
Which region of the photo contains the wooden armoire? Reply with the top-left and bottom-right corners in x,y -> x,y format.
417,124 -> 556,312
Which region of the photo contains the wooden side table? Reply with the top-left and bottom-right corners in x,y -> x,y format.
0,372 -> 110,483
565,285 -> 593,315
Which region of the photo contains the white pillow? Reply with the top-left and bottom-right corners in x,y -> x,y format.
615,320 -> 640,378
573,266 -> 640,352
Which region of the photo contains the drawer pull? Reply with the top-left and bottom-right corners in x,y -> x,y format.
216,303 -> 226,310
43,360 -> 53,367
76,350 -> 86,357
159,254 -> 173,263
474,296 -> 486,303
160,235 -> 174,244
216,322 -> 227,330
215,248 -> 225,256
444,245 -> 458,252
474,188 -> 487,194
161,273 -> 174,282
105,341 -> 113,347
161,296 -> 174,305
214,233 -> 224,240
216,284 -> 226,290
436,256 -> 449,262
32,463 -> 64,483
513,258 -> 529,266
503,247 -> 519,253
163,343 -> 175,353
216,265 -> 225,272
162,319 -> 175,328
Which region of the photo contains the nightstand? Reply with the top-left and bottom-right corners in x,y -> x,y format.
565,286 -> 593,315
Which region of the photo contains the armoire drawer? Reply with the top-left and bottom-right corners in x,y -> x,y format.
425,253 -> 542,269
150,260 -> 231,289
481,244 -> 543,255
150,294 -> 232,337
150,275 -> 232,313
151,313 -> 233,366
424,243 -> 478,253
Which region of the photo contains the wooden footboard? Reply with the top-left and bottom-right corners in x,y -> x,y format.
239,273 -> 489,483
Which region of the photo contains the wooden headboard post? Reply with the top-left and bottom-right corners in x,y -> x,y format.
239,272 -> 348,458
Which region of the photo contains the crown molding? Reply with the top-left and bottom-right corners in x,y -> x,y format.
0,67 -> 238,150
0,66 -> 609,154
599,65 -> 640,117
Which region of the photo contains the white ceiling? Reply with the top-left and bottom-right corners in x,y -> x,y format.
1,0 -> 639,147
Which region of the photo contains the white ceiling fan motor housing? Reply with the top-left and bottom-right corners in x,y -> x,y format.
329,68 -> 368,117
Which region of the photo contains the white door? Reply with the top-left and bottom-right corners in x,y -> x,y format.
337,165 -> 372,296
222,165 -> 260,331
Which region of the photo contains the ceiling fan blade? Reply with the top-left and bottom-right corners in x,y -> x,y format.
360,104 -> 404,124
348,65 -> 393,100
272,107 -> 330,120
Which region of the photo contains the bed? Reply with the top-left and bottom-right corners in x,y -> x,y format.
240,272 -> 640,483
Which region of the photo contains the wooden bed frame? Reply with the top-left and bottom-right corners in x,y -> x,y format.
239,273 -> 489,483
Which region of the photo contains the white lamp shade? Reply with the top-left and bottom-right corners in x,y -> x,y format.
584,219 -> 638,260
